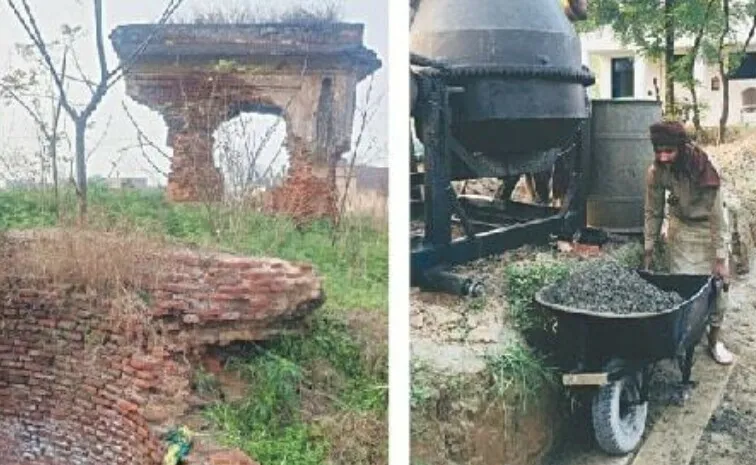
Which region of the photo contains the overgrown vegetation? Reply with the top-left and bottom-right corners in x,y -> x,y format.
171,1 -> 343,25
484,340 -> 558,412
205,316 -> 387,465
504,260 -> 571,336
0,185 -> 388,465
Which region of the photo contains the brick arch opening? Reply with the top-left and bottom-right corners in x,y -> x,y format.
213,103 -> 290,199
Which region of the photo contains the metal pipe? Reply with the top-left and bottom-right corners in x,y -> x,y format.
417,267 -> 485,297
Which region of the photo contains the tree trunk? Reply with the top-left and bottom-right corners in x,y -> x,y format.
664,0 -> 676,117
75,118 -> 87,221
691,83 -> 702,133
688,0 -> 717,135
719,0 -> 731,143
720,67 -> 730,143
686,58 -> 703,133
50,134 -> 59,214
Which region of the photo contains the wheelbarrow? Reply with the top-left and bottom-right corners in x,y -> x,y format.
534,270 -> 720,455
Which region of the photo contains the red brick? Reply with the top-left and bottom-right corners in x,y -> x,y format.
115,399 -> 139,414
132,377 -> 156,390
129,355 -> 158,371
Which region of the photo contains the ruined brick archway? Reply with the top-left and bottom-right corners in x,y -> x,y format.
110,23 -> 381,219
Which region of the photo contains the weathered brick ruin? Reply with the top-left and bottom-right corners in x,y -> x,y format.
0,231 -> 324,465
110,23 -> 381,221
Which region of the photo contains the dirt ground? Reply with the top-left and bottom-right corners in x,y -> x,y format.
687,268 -> 756,465
687,133 -> 756,465
706,133 -> 756,253
410,247 -> 564,465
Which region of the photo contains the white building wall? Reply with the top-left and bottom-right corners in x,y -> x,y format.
580,26 -> 756,127
584,53 -> 661,100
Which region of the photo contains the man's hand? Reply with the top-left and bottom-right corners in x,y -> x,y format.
643,249 -> 654,270
713,258 -> 729,284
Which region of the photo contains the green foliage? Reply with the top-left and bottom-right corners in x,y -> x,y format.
465,295 -> 487,314
266,316 -> 388,411
583,0 -> 756,66
504,260 -> 571,334
207,402 -> 327,465
191,367 -> 222,399
0,189 -> 59,229
410,362 -> 438,411
610,242 -> 645,268
0,188 -> 388,312
484,340 -> 557,412
205,315 -> 386,465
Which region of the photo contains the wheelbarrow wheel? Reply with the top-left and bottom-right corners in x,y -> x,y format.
591,375 -> 648,455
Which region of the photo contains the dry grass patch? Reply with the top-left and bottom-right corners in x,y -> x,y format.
316,410 -> 387,465
0,219 -> 174,344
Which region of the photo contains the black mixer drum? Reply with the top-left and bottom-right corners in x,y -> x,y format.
410,0 -> 593,155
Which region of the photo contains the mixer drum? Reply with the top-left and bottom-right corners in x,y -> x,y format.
410,0 -> 593,156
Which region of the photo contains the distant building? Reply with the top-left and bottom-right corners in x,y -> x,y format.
4,179 -> 44,190
335,161 -> 388,195
105,177 -> 149,190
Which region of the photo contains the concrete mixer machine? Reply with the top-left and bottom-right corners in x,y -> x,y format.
410,0 -> 596,295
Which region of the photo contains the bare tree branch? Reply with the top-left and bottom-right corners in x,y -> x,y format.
7,0 -> 78,118
86,113 -> 113,161
68,47 -> 97,95
121,101 -> 170,159
104,0 -> 184,90
337,76 -> 375,227
7,0 -> 185,219
739,15 -> 756,57
0,84 -> 49,136
94,0 -> 108,84
134,138 -> 169,177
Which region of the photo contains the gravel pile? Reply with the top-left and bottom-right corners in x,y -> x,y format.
540,261 -> 684,314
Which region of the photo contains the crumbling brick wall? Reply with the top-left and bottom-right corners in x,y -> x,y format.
0,233 -> 324,465
0,284 -> 168,465
153,250 -> 325,346
264,152 -> 338,224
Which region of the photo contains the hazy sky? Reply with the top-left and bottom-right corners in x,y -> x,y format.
0,0 -> 388,186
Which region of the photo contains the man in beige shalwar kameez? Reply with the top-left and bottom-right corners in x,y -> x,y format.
643,121 -> 734,365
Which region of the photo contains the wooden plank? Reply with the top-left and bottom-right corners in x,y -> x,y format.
563,373 -> 609,386
630,350 -> 735,465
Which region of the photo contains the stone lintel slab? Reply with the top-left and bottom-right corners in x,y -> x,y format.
109,23 -> 381,78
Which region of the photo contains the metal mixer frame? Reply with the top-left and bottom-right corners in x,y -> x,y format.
410,57 -> 594,295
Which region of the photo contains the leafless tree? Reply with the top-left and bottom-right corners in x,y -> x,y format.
0,44 -> 69,207
5,0 -> 185,220
335,76 -> 381,229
